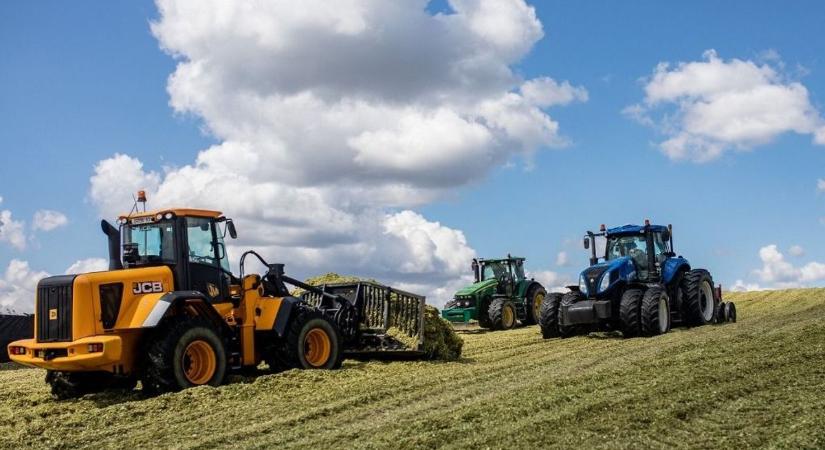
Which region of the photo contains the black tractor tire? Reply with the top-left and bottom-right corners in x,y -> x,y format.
641,286 -> 671,336
488,298 -> 517,330
558,291 -> 584,338
619,288 -> 645,338
715,301 -> 727,323
724,302 -> 737,323
477,296 -> 493,329
141,317 -> 227,393
525,285 -> 547,325
45,371 -> 134,400
680,269 -> 717,326
279,307 -> 343,370
539,293 -> 563,339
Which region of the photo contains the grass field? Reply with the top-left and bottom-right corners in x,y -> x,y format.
1,289 -> 824,449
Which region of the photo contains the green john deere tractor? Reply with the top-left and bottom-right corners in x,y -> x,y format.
441,256 -> 546,330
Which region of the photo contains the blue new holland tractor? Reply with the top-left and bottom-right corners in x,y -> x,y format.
539,221 -> 737,338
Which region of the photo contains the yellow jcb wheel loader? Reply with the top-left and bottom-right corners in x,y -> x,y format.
7,199 -> 426,399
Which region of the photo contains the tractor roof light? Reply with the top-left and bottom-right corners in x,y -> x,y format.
644,218 -> 651,226
164,212 -> 173,219
599,224 -> 606,232
155,213 -> 163,221
137,190 -> 147,203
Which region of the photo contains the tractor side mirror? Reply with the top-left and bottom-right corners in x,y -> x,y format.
583,238 -> 590,250
227,220 -> 237,239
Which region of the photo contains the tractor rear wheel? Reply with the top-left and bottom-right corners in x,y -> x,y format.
641,286 -> 671,336
488,299 -> 517,330
619,288 -> 644,338
558,291 -> 583,338
680,269 -> 717,326
525,285 -> 547,325
141,317 -> 227,393
539,293 -> 563,338
724,302 -> 737,323
280,308 -> 343,370
715,301 -> 727,323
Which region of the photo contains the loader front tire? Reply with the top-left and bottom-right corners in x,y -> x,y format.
141,317 -> 227,393
45,371 -> 133,399
539,293 -> 563,338
619,288 -> 644,338
641,286 -> 671,336
680,269 -> 717,326
281,308 -> 343,370
488,299 -> 517,330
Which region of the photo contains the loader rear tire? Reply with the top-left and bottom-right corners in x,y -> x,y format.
680,269 -> 717,326
488,299 -> 517,330
558,291 -> 584,338
141,317 -> 227,393
641,286 -> 671,336
45,371 -> 132,399
619,288 -> 644,338
280,308 -> 343,370
525,285 -> 547,325
539,292 -> 563,338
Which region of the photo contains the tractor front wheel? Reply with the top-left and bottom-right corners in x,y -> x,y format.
525,285 -> 547,325
477,296 -> 493,329
280,308 -> 343,370
539,293 -> 563,338
619,288 -> 644,338
488,299 -> 517,330
558,291 -> 583,338
141,317 -> 227,393
641,286 -> 671,336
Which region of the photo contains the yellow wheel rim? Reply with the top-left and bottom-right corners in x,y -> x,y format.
183,340 -> 217,385
533,292 -> 545,319
304,328 -> 332,367
502,304 -> 514,328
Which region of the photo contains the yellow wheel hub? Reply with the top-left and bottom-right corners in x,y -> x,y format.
534,292 -> 545,319
183,340 -> 217,385
502,304 -> 514,328
304,328 -> 332,367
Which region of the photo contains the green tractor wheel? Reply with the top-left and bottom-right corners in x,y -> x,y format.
488,299 -> 517,330
525,285 -> 547,325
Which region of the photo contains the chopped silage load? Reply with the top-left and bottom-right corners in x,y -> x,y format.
298,273 -> 463,361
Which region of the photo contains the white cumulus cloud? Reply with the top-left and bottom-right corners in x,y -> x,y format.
88,1 -> 585,307
752,244 -> 825,288
65,258 -> 109,275
788,245 -> 805,257
0,260 -> 49,314
32,210 -> 68,232
0,207 -> 26,251
527,270 -> 573,293
818,178 -> 825,193
626,50 -> 825,162
555,251 -> 569,267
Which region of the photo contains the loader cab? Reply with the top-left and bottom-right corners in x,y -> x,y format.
119,209 -> 238,303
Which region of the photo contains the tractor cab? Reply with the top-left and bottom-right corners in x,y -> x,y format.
583,221 -> 674,287
105,208 -> 240,304
474,257 -> 526,297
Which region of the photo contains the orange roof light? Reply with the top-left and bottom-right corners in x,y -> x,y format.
137,190 -> 147,203
599,224 -> 606,232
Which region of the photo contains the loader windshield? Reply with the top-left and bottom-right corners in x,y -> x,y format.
123,221 -> 176,264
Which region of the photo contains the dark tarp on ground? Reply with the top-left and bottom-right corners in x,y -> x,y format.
0,315 -> 34,363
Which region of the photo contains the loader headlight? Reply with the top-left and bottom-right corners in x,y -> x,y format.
579,274 -> 588,296
598,271 -> 612,293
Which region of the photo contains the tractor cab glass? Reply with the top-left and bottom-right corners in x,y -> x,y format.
606,234 -> 649,271
481,261 -> 506,281
122,220 -> 176,266
513,260 -> 526,281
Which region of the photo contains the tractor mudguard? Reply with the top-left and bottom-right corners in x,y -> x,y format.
272,296 -> 303,338
136,291 -> 230,334
662,257 -> 690,285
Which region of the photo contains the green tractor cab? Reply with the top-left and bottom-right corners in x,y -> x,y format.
442,256 -> 546,330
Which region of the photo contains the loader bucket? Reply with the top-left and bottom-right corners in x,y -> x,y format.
301,281 -> 426,356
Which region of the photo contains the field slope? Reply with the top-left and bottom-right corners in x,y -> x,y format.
1,289 -> 824,449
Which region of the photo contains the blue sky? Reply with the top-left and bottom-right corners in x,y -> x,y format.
1,1 -> 824,310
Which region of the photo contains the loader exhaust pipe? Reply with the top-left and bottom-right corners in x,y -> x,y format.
101,220 -> 123,270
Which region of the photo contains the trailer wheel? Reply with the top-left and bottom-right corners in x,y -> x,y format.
280,308 -> 343,370
558,291 -> 583,338
488,299 -> 517,330
724,302 -> 737,323
680,269 -> 717,326
142,317 -> 227,393
538,293 -> 563,339
715,301 -> 727,323
619,288 -> 644,338
525,285 -> 547,325
641,286 -> 671,336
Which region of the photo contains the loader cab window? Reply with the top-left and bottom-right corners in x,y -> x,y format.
123,221 -> 176,265
185,217 -> 231,303
187,218 -> 217,265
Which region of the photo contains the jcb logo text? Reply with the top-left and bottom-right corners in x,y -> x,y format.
132,281 -> 163,294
